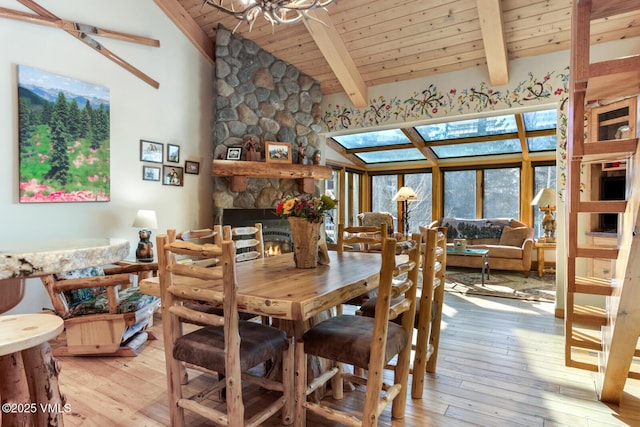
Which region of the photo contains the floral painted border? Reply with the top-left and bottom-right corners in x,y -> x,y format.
323,68 -> 571,200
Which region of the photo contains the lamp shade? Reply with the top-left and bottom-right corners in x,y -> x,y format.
531,188 -> 557,207
132,209 -> 158,229
392,186 -> 419,202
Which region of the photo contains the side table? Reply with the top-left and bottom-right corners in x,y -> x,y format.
534,240 -> 556,277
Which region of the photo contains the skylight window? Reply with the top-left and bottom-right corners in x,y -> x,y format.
522,109 -> 557,131
329,109 -> 557,165
332,128 -> 411,149
355,148 -> 425,164
415,114 -> 518,142
431,139 -> 522,159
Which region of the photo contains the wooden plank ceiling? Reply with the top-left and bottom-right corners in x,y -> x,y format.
157,0 -> 640,108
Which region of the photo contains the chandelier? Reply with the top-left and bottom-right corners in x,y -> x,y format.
203,0 -> 337,32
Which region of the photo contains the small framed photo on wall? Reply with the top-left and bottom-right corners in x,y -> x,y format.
167,144 -> 180,163
185,161 -> 200,174
140,140 -> 163,163
142,165 -> 160,181
163,165 -> 184,186
226,147 -> 242,161
265,141 -> 292,163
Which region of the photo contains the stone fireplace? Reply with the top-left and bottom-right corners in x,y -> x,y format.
212,24 -> 326,213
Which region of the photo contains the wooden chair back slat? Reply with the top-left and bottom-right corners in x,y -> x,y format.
168,305 -> 225,327
223,223 -> 265,262
337,223 -> 389,254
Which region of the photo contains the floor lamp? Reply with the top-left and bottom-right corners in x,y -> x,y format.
393,186 -> 419,237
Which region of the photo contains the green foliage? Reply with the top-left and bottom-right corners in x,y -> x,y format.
18,91 -> 110,201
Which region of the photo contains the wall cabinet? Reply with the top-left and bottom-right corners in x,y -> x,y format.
589,97 -> 636,143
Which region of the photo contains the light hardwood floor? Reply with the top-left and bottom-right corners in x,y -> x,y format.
54,292 -> 640,426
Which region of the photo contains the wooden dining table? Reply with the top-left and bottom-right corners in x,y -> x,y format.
139,251 -> 382,339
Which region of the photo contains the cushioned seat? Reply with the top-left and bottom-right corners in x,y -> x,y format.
302,314 -> 408,369
40,265 -> 160,356
68,285 -> 159,317
174,320 -> 289,374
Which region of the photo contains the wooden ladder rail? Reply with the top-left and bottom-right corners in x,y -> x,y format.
566,0 -> 640,404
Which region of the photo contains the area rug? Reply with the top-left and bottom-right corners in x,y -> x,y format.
445,268 -> 556,302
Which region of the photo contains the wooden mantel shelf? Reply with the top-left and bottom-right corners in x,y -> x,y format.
211,159 -> 332,192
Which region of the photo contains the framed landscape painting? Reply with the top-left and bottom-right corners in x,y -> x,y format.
17,65 -> 111,203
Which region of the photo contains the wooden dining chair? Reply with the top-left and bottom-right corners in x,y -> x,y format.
357,226 -> 448,398
157,234 -> 294,426
294,235 -> 420,426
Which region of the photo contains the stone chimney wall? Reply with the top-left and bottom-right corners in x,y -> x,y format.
212,25 -> 325,210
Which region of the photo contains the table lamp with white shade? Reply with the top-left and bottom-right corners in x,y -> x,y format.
531,188 -> 557,242
132,209 -> 157,262
393,186 -> 419,237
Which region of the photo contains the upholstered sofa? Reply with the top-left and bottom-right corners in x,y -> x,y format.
430,218 -> 534,277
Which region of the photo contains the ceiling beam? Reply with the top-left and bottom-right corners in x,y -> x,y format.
304,9 -> 368,108
477,0 -> 509,86
154,0 -> 214,63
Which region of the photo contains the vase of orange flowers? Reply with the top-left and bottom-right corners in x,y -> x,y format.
275,194 -> 336,268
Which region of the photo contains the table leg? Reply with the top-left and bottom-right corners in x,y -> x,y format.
0,352 -> 34,426
480,253 -> 490,286
537,246 -> 545,277
22,342 -> 66,427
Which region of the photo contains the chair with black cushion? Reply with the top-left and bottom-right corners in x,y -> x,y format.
40,266 -> 160,356
294,235 -> 420,426
157,233 -> 294,426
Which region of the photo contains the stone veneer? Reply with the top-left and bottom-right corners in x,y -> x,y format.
212,25 -> 325,210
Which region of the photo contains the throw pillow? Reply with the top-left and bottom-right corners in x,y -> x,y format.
499,226 -> 529,247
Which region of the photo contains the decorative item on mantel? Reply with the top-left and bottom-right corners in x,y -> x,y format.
275,194 -> 336,268
243,135 -> 261,161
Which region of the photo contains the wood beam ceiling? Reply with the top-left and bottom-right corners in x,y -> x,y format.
153,0 -> 214,63
477,0 -> 509,86
304,9 -> 368,108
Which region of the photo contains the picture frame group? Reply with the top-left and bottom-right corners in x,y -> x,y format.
140,139 -> 196,184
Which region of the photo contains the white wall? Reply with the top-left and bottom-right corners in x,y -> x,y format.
1,0 -> 214,313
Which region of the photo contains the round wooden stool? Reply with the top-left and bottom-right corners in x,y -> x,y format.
0,313 -> 66,427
